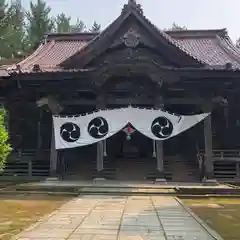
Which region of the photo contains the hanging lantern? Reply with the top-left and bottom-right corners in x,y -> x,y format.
123,123 -> 136,140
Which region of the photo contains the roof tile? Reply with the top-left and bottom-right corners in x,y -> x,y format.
19,40 -> 88,71
6,29 -> 240,72
172,35 -> 240,68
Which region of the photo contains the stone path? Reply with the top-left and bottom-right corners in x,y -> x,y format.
13,195 -> 221,240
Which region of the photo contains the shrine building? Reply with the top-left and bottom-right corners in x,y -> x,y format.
1,0 -> 240,183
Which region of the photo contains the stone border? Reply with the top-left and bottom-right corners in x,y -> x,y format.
175,197 -> 223,240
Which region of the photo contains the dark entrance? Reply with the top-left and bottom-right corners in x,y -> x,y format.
163,104 -> 201,182
106,127 -> 154,180
60,105 -> 97,180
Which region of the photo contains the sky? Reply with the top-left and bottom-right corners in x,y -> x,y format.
20,0 -> 240,43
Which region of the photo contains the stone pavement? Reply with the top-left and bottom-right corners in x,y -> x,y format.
13,195 -> 221,240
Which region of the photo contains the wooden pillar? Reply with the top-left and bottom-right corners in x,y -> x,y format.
203,103 -> 215,180
95,94 -> 106,178
97,141 -> 104,171
154,95 -> 165,180
48,99 -> 63,178
236,163 -> 240,181
156,141 -> 164,174
50,125 -> 58,176
37,109 -> 42,151
28,159 -> 32,177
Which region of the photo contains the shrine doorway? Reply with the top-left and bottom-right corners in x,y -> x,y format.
106,126 -> 154,180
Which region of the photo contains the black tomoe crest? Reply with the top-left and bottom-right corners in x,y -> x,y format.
88,117 -> 109,139
60,122 -> 80,142
151,116 -> 173,139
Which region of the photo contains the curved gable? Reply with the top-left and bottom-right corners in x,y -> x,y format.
4,2 -> 240,73
59,1 -> 204,69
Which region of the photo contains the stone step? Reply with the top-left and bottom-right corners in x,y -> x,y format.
165,156 -> 199,182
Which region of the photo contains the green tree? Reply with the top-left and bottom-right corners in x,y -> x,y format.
0,0 -> 26,59
0,108 -> 11,170
170,22 -> 187,31
0,0 -> 7,37
70,18 -> 85,33
0,0 -> 5,21
55,13 -> 71,33
26,0 -> 54,50
0,0 -> 10,59
89,21 -> 101,33
3,0 -> 26,58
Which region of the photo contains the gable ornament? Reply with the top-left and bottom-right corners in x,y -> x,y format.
123,29 -> 140,48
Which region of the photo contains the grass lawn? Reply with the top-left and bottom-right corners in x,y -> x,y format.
0,194 -> 70,240
183,198 -> 240,240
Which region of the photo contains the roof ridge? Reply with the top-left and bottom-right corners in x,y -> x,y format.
166,28 -> 227,38
46,32 -> 98,42
122,0 -> 143,14
44,28 -> 228,39
137,11 -> 206,65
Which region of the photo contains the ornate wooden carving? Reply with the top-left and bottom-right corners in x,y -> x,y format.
89,48 -> 172,67
123,28 -> 140,48
88,46 -> 181,87
122,0 -> 143,14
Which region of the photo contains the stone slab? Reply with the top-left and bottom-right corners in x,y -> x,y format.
12,195 -> 221,240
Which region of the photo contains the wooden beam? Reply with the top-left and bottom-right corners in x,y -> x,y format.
61,98 -> 204,106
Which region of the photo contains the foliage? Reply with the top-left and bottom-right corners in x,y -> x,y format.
0,0 -> 6,41
0,108 -> 11,169
0,0 -> 101,59
0,0 -> 6,21
89,21 -> 101,33
70,18 -> 86,33
0,0 -> 29,59
26,0 -> 55,50
167,22 -> 187,31
55,13 -> 71,33
0,0 -> 27,59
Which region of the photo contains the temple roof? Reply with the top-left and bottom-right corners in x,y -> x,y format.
8,28 -> 240,73
3,0 -> 240,73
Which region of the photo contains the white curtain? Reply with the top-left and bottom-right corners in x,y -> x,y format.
53,107 -> 209,150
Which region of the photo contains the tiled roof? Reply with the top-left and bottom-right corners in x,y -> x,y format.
17,38 -> 88,72
4,0 -> 240,73
167,29 -> 240,68
5,29 -> 240,72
